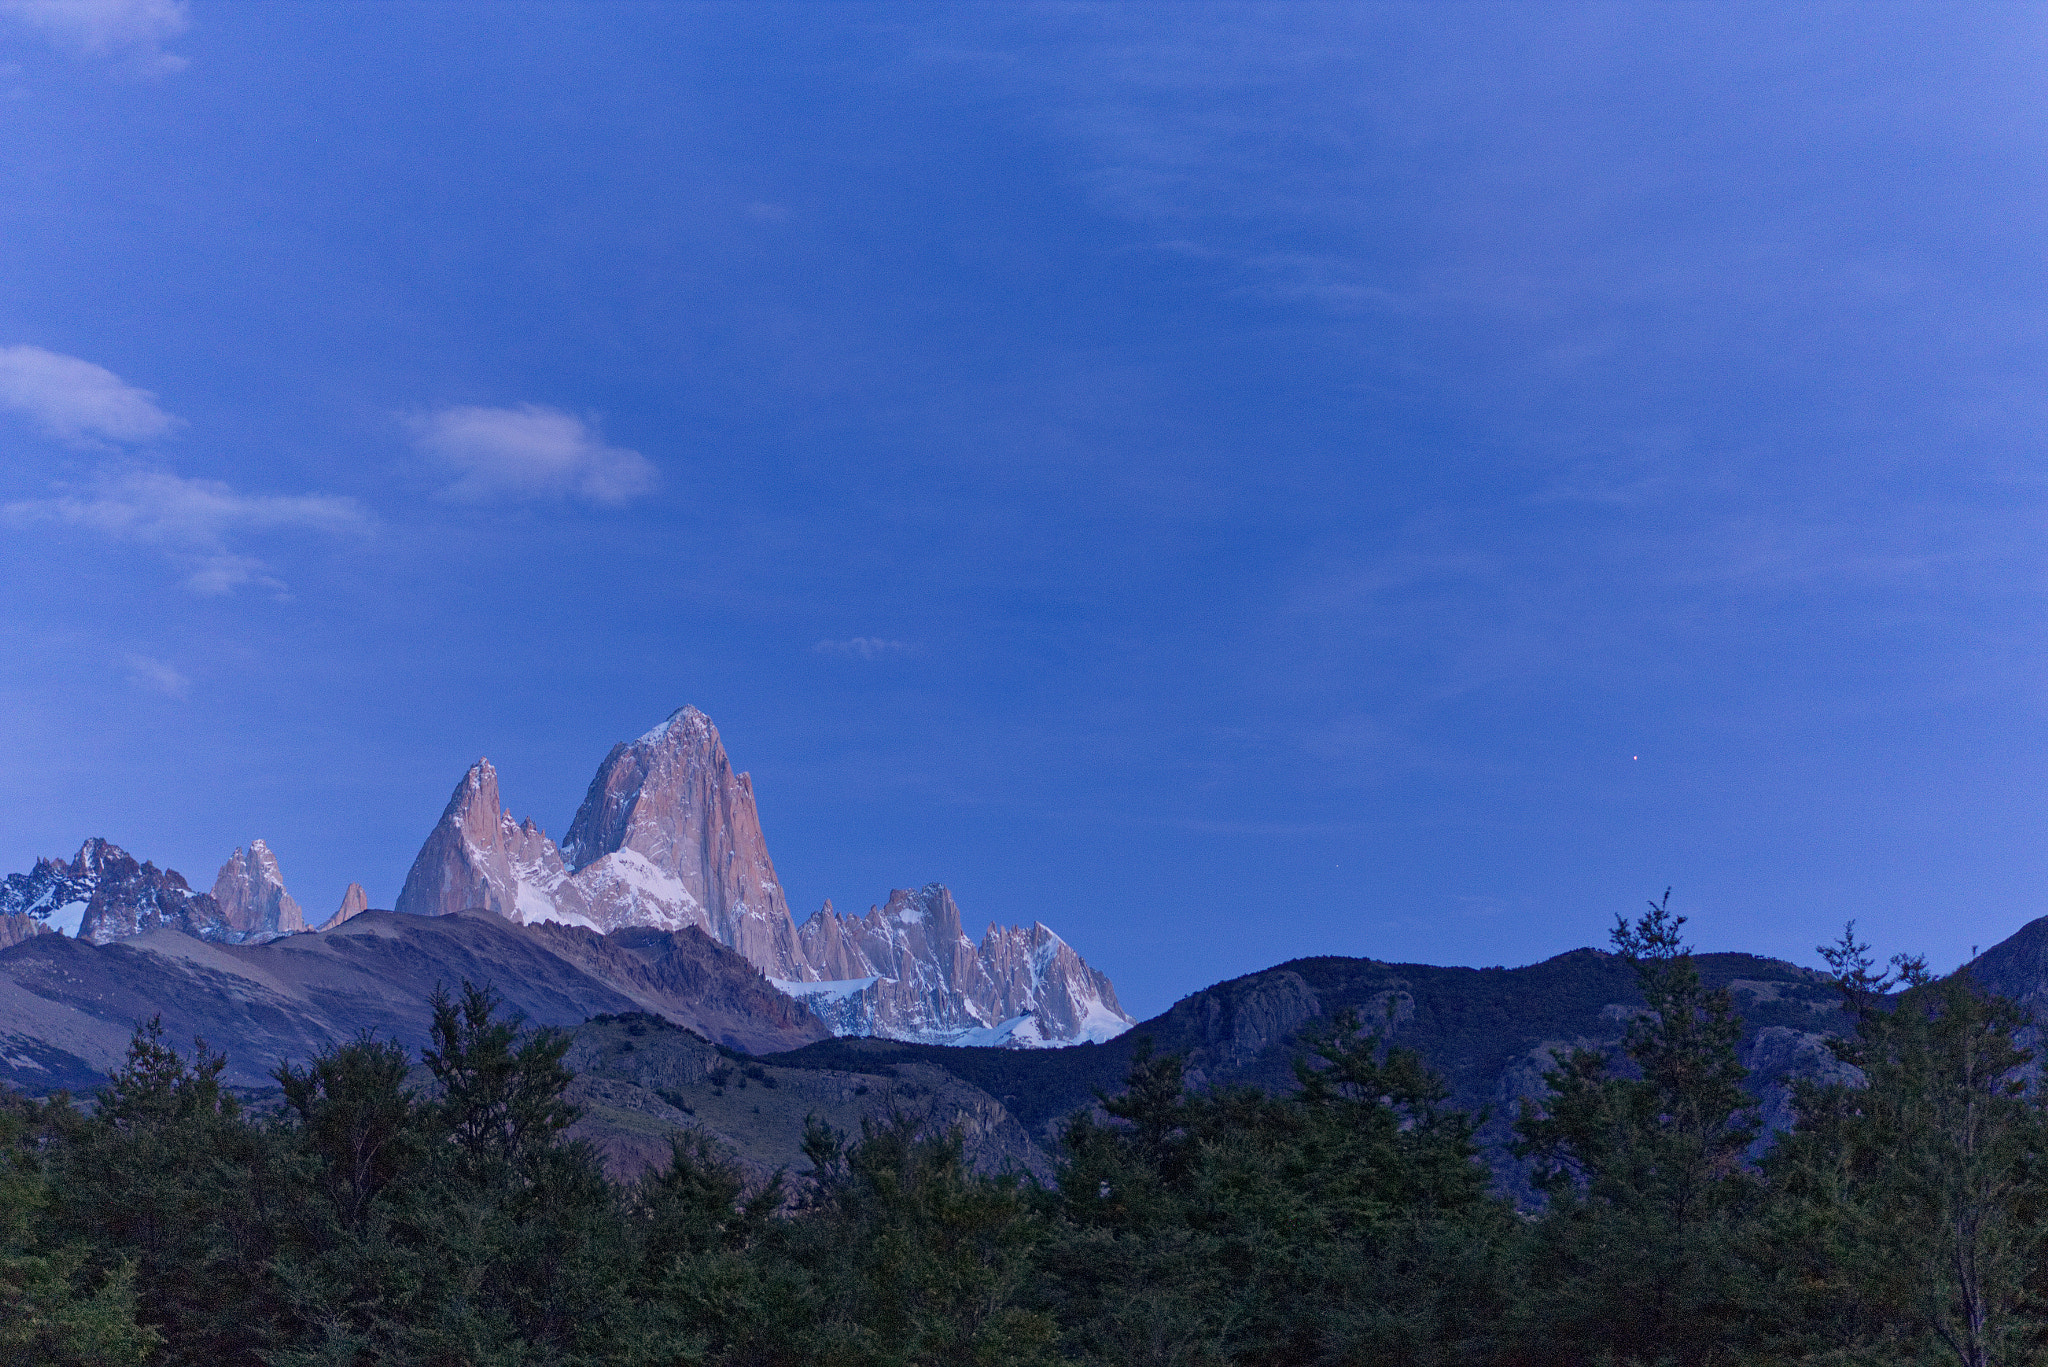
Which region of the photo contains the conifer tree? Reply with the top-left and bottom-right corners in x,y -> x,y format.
1512,893 -> 1761,1365
0,1091 -> 155,1367
1762,925 -> 2048,1367
793,1112 -> 1057,1367
44,1018 -> 287,1366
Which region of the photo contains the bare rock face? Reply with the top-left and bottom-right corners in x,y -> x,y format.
0,838 -> 229,945
977,920 -> 1136,1046
561,707 -> 808,980
791,885 -> 1136,1047
212,840 -> 307,938
0,912 -> 49,949
1178,968 -> 1326,1071
792,885 -> 996,1040
322,882 -> 369,930
393,760 -> 591,927
394,718 -> 810,982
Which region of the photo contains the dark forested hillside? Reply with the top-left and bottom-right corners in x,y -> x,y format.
766,944 -> 1851,1192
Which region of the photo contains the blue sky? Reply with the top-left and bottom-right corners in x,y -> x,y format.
3,2 -> 2045,1018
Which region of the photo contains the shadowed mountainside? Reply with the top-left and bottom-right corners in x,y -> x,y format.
765,945 -> 1856,1193
0,909 -> 827,1095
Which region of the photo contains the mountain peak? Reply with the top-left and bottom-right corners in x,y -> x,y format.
323,882 -> 370,929
212,839 -> 306,937
395,761 -> 586,926
558,704 -> 804,978
0,837 -> 230,944
790,882 -> 1133,1048
635,704 -> 712,747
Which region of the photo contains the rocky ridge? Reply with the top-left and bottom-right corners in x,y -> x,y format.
0,707 -> 1133,1049
0,839 -> 231,945
788,885 -> 1132,1046
0,907 -> 830,1099
764,944 -> 1866,1200
0,837 -> 361,949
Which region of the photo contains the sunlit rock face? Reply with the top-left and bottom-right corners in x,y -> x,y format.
323,882 -> 369,930
212,840 -> 306,938
561,706 -> 808,981
394,759 -> 592,928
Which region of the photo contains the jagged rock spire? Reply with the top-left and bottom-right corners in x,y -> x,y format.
212,839 -> 307,936
393,759 -> 587,925
561,706 -> 807,980
323,882 -> 369,929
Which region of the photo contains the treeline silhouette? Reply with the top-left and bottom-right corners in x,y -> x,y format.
4,900 -> 2045,1367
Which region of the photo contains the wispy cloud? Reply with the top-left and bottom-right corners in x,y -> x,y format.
3,467 -> 368,596
122,652 -> 189,697
814,637 -> 917,660
0,345 -> 180,445
0,0 -> 190,73
410,403 -> 657,506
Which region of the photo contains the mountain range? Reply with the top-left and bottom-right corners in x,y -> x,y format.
0,705 -> 1134,1050
8,702 -> 2048,1194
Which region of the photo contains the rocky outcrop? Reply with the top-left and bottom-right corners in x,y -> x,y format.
788,885 -> 1136,1047
561,707 -> 807,979
790,885 -> 994,1041
0,838 -> 228,945
1,846 -> 102,938
211,840 -> 306,938
0,913 -> 49,949
394,713 -> 809,982
322,882 -> 370,929
1176,967 -> 1327,1073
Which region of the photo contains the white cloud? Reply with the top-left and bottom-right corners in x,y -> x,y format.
3,467 -> 368,596
122,652 -> 188,697
813,637 -> 916,660
0,0 -> 190,72
410,404 -> 657,506
0,345 -> 180,444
